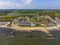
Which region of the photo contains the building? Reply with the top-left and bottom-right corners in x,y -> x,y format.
13,19 -> 19,23
13,16 -> 36,26
55,17 -> 60,24
19,21 -> 36,26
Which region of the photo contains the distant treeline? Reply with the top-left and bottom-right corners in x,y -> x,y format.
0,9 -> 60,18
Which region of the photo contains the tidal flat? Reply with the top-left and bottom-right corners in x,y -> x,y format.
0,27 -> 60,45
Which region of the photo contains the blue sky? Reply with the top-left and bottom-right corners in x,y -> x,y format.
0,0 -> 60,9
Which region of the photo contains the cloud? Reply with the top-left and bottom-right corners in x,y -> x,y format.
0,1 -> 20,9
0,0 -> 60,9
2,0 -> 59,9
20,0 -> 34,9
22,0 -> 33,4
0,0 -> 33,9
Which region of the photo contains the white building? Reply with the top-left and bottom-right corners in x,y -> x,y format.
55,17 -> 60,24
19,21 -> 36,26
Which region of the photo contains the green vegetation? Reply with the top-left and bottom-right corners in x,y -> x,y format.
0,9 -> 60,26
0,16 -> 16,21
29,18 -> 36,22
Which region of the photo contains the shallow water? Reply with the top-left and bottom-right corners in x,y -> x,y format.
0,28 -> 60,45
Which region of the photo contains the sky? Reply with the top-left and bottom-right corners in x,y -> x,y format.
0,0 -> 60,9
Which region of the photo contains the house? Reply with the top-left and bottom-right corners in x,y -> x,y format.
13,19 -> 19,23
13,16 -> 36,26
55,17 -> 60,24
19,21 -> 36,26
22,16 -> 29,21
0,22 -> 10,27
30,22 -> 36,26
